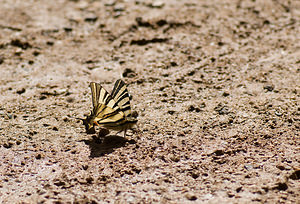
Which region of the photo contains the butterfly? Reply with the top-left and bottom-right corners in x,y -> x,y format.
82,79 -> 138,137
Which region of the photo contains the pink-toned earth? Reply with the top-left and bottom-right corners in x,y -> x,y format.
0,0 -> 299,203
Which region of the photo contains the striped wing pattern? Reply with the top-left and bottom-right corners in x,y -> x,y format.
85,79 -> 137,136
89,82 -> 124,124
111,79 -> 132,118
89,82 -> 125,125
90,82 -> 101,109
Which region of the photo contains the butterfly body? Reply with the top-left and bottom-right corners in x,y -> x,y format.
83,79 -> 137,137
100,117 -> 137,136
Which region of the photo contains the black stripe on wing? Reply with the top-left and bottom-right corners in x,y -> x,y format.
93,103 -> 125,124
115,92 -> 130,105
94,103 -> 114,118
90,82 -> 101,108
111,79 -> 132,117
97,117 -> 126,125
98,85 -> 119,110
111,79 -> 124,99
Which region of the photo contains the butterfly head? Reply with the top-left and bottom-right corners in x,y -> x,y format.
80,114 -> 96,134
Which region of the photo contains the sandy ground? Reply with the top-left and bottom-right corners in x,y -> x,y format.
0,0 -> 299,203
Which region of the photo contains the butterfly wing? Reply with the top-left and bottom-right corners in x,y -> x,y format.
85,80 -> 137,135
90,82 -> 119,111
90,82 -> 101,109
89,82 -> 125,124
111,79 -> 132,118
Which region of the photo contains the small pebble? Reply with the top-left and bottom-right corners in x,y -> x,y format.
16,88 -> 26,94
185,193 -> 197,201
123,68 -> 136,78
264,85 -> 274,92
150,1 -> 165,8
244,164 -> 253,171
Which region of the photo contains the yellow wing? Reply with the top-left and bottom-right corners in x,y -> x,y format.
110,79 -> 132,118
89,82 -> 125,124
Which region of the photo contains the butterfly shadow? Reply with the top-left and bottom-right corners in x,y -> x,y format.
82,135 -> 136,158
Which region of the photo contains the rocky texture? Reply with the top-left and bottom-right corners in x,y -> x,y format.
0,0 -> 299,203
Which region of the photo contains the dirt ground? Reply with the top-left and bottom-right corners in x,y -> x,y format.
0,0 -> 299,203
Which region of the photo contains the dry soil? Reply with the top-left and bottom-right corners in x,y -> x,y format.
0,0 -> 299,203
